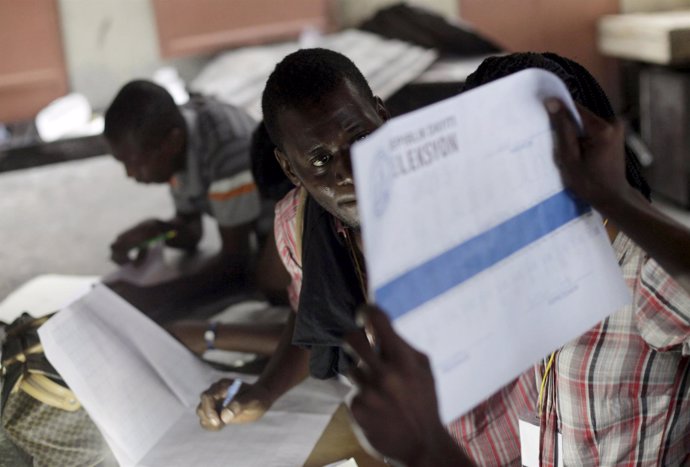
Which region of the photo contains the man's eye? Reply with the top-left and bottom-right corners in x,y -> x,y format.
311,154 -> 332,168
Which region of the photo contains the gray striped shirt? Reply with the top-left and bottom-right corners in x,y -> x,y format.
170,95 -> 260,227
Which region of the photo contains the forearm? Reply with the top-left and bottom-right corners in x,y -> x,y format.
147,252 -> 249,299
114,251 -> 249,316
256,313 -> 309,400
214,323 -> 284,356
171,250 -> 250,292
595,189 -> 690,292
166,320 -> 284,355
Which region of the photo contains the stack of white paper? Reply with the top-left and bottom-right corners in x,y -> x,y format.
39,285 -> 347,467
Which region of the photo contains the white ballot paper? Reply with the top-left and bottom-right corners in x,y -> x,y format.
0,274 -> 98,323
103,244 -> 180,287
351,69 -> 631,423
39,285 -> 348,467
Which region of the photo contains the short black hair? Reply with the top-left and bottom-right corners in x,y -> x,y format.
463,52 -> 651,200
104,80 -> 184,150
250,121 -> 294,201
261,48 -> 374,148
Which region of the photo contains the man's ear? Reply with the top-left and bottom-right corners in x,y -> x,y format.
374,96 -> 390,122
274,148 -> 302,187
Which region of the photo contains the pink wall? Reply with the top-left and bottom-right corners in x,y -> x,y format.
459,0 -> 621,100
0,0 -> 68,122
152,0 -> 327,58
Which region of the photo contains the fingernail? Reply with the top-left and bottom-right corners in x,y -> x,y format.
355,309 -> 367,328
545,99 -> 561,114
220,408 -> 234,424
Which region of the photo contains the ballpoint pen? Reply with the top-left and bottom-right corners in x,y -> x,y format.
127,230 -> 177,260
137,230 -> 177,248
222,379 -> 243,408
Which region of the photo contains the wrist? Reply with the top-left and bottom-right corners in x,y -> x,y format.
203,322 -> 218,351
591,184 -> 639,214
590,185 -> 641,218
251,380 -> 279,407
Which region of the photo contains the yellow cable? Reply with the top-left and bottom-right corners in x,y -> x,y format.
538,352 -> 556,416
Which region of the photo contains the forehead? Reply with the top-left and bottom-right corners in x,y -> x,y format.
276,81 -> 377,152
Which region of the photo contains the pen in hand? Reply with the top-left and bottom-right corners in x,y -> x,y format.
222,379 -> 243,408
138,230 -> 177,249
127,230 -> 177,261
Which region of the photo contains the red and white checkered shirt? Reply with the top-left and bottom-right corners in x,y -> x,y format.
452,233 -> 690,466
540,232 -> 690,466
275,189 -> 690,465
449,370 -> 538,466
274,187 -> 304,312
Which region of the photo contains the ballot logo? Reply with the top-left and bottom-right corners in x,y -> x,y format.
371,148 -> 393,218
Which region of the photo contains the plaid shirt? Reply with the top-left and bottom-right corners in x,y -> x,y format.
274,187 -> 304,311
275,189 -> 690,465
449,370 -> 538,466
453,233 -> 690,466
170,96 -> 260,227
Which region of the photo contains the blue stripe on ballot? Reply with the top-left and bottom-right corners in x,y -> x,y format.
374,191 -> 590,319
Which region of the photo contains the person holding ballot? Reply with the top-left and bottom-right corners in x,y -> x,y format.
447,54 -> 690,466
198,50 -> 690,466
103,81 -> 262,311
351,54 -> 690,466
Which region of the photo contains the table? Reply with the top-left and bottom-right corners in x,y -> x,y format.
305,404 -> 388,467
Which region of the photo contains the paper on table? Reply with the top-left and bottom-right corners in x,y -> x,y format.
103,244 -> 180,287
351,69 -> 631,422
0,274 -> 98,323
38,285 -> 218,465
324,458 -> 359,467
140,378 -> 349,467
39,285 -> 348,467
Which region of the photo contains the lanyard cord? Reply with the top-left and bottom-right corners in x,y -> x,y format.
539,218 -> 609,416
538,352 -> 556,417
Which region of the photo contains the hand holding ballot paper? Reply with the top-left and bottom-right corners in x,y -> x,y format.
344,52 -> 690,467
351,67 -> 630,423
345,306 -> 474,467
